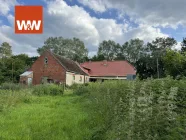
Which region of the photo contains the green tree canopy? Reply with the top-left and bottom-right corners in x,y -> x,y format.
148,37 -> 177,57
98,40 -> 121,60
163,49 -> 186,78
181,37 -> 186,54
119,39 -> 145,64
37,37 -> 88,63
0,42 -> 12,58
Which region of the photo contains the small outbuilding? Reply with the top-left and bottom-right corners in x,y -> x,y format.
20,71 -> 33,85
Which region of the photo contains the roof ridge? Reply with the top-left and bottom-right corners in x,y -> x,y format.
83,60 -> 128,63
75,62 -> 89,75
48,50 -> 88,75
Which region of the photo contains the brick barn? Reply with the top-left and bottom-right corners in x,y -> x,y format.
20,50 -> 89,86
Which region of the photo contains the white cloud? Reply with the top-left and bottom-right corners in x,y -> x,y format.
0,0 -> 168,57
78,0 -> 186,28
78,0 -> 106,12
174,42 -> 182,50
0,0 -> 18,15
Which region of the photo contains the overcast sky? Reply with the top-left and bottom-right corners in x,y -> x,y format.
0,0 -> 185,56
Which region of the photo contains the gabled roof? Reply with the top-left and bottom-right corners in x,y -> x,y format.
20,71 -> 33,76
51,52 -> 88,75
81,60 -> 136,77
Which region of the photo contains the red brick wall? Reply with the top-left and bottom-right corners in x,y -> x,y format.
30,51 -> 66,85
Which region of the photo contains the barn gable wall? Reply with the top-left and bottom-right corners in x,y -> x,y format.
30,51 -> 66,85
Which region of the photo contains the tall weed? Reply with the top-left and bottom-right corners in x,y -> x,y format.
73,78 -> 186,140
32,84 -> 64,96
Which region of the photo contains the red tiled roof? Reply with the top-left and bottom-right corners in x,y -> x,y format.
81,60 -> 136,76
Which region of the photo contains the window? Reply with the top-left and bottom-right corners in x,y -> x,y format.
73,75 -> 75,80
80,76 -> 82,82
44,57 -> 48,64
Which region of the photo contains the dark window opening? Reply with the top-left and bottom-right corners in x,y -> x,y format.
44,57 -> 48,64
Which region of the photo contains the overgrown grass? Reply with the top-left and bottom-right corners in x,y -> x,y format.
0,79 -> 185,140
0,89 -> 31,112
73,78 -> 186,140
0,87 -> 92,140
0,82 -> 25,90
32,84 -> 64,96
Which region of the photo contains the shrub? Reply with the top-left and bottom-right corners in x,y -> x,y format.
73,84 -> 90,96
67,83 -> 79,90
32,84 -> 64,96
0,89 -> 30,112
0,83 -> 23,91
74,79 -> 186,140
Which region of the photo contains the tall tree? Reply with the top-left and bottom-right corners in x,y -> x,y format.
181,37 -> 186,54
149,37 -> 177,57
119,39 -> 145,64
136,37 -> 177,79
37,37 -> 88,63
0,42 -> 12,58
91,54 -> 105,61
163,49 -> 186,78
98,40 -> 121,60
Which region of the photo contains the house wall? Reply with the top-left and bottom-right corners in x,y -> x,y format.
20,73 -> 33,85
30,51 -> 66,85
66,72 -> 89,86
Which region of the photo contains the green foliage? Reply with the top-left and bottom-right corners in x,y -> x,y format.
119,38 -> 145,64
73,84 -> 90,96
0,89 -> 30,112
98,40 -> 121,60
181,37 -> 186,54
32,84 -> 64,96
0,82 -> 24,90
0,53 -> 36,84
37,37 -> 88,63
73,79 -> 186,140
0,90 -> 92,139
0,42 -> 12,58
163,49 -> 186,78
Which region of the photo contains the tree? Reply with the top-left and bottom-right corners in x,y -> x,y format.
136,56 -> 163,79
149,37 -> 177,57
91,54 -> 105,61
163,49 -> 186,78
119,39 -> 145,64
0,54 -> 36,84
37,37 -> 88,63
181,37 -> 186,54
98,40 -> 121,60
0,42 -> 12,58
135,37 -> 177,79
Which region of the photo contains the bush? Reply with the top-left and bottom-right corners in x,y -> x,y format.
0,89 -> 30,112
32,84 -> 64,96
74,79 -> 186,140
73,84 -> 90,96
0,83 -> 23,91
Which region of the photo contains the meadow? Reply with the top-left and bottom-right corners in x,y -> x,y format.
0,78 -> 185,140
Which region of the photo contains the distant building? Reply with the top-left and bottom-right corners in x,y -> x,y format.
20,50 -> 89,86
81,60 -> 136,82
20,51 -> 136,86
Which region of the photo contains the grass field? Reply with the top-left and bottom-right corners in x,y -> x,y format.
0,90 -> 91,140
0,79 -> 185,140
